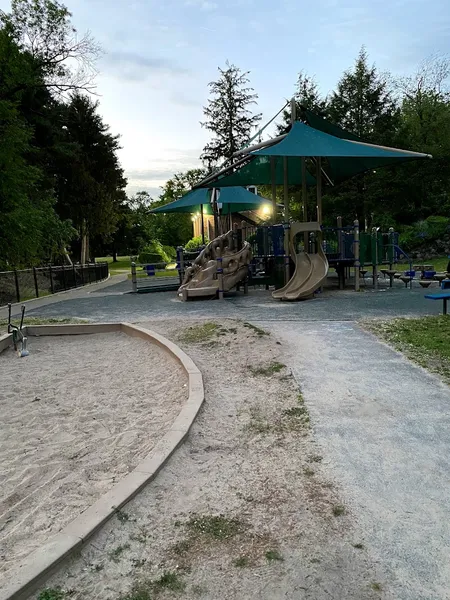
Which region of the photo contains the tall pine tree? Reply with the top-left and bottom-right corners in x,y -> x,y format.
328,47 -> 399,143
277,71 -> 328,133
200,62 -> 261,168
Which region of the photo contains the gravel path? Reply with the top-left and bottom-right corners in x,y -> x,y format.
0,332 -> 187,578
256,320 -> 450,600
34,320 -> 387,600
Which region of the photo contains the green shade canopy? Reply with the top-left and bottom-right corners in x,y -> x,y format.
149,186 -> 271,215
252,121 -> 431,184
199,155 -> 317,188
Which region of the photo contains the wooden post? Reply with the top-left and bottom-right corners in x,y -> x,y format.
270,157 -> 277,223
354,219 -> 360,292
131,262 -> 137,293
216,246 -> 224,300
212,188 -> 219,237
283,156 -> 290,285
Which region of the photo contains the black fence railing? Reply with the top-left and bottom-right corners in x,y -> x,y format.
0,263 -> 109,306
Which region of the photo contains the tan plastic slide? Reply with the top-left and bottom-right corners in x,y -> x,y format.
178,230 -> 252,300
272,243 -> 329,301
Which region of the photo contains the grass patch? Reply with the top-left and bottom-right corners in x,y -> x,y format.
243,322 -> 269,336
248,361 -> 285,377
108,543 -> 130,562
119,571 -> 185,599
179,322 -> 220,344
233,555 -> 250,567
37,590 -> 66,600
0,316 -> 88,330
394,256 -> 449,273
353,542 -> 364,549
116,509 -> 131,523
371,582 -> 382,591
364,316 -> 450,383
265,549 -> 284,562
186,514 -> 243,540
304,467 -> 315,476
332,504 -> 346,517
309,454 -> 323,463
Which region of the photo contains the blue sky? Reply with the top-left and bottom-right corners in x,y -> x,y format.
2,0 -> 449,197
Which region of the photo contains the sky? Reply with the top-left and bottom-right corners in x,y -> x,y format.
1,0 -> 449,198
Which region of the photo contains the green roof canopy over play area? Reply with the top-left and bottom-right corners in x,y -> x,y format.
196,110 -> 431,190
149,185 -> 271,215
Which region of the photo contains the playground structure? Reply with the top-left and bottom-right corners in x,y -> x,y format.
178,230 -> 252,300
134,100 -> 435,301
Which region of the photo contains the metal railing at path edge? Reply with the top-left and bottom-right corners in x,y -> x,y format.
0,263 -> 109,307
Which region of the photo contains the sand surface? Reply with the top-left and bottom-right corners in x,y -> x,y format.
36,320 -> 389,600
0,332 -> 187,577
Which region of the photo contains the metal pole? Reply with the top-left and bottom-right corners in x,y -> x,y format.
337,216 -> 343,258
14,270 -> 20,303
131,262 -> 137,293
290,97 -> 297,123
316,157 -> 322,224
270,157 -> 277,223
200,204 -> 205,244
372,227 -> 378,290
72,264 -> 77,288
302,157 -> 308,249
231,133 -> 287,158
49,266 -> 54,294
283,156 -> 290,285
354,220 -> 360,292
216,246 -> 224,300
33,267 -> 39,298
62,265 -> 67,290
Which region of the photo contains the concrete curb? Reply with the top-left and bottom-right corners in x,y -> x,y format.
0,323 -> 204,600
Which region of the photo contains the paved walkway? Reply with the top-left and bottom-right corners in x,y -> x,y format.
8,281 -> 441,323
2,281 -> 449,598
258,320 -> 450,600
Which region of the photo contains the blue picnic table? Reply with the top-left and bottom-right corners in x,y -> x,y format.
425,291 -> 450,315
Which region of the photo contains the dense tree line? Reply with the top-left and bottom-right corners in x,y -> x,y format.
2,0 -> 449,270
0,0 -> 125,269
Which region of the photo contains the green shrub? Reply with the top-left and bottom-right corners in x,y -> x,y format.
185,236 -> 207,251
162,245 -> 177,260
138,240 -> 171,265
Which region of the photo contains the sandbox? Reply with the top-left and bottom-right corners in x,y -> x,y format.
0,327 -> 188,579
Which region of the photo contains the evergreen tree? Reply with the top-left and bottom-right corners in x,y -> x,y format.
328,47 -> 399,143
200,62 -> 261,168
277,71 -> 328,133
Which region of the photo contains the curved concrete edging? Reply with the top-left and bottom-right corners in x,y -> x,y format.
0,323 -> 204,600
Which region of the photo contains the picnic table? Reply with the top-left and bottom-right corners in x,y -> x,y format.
414,264 -> 434,271
425,291 -> 450,315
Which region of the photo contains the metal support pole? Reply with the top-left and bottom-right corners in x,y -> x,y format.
49,266 -> 54,294
372,227 -> 379,290
337,216 -> 343,258
14,270 -> 20,303
33,267 -> 39,298
283,156 -> 290,285
354,220 -> 360,292
177,246 -> 185,284
302,157 -> 308,249
216,246 -> 224,300
200,204 -> 205,245
270,157 -> 277,223
131,262 -> 137,293
72,265 -> 77,288
62,266 -> 67,290
316,157 -> 322,224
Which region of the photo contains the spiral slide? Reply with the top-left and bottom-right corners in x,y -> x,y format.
272,244 -> 328,301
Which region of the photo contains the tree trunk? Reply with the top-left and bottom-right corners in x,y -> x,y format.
112,246 -> 118,262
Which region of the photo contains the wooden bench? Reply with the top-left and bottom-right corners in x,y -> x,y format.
424,291 -> 450,315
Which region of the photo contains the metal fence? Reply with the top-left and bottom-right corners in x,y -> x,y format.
0,263 -> 109,306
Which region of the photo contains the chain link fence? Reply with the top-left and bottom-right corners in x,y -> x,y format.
0,263 -> 109,306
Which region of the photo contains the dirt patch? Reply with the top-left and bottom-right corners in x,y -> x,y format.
0,332 -> 187,577
31,320 -> 385,600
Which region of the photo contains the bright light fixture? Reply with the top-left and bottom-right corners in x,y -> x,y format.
262,204 -> 271,215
